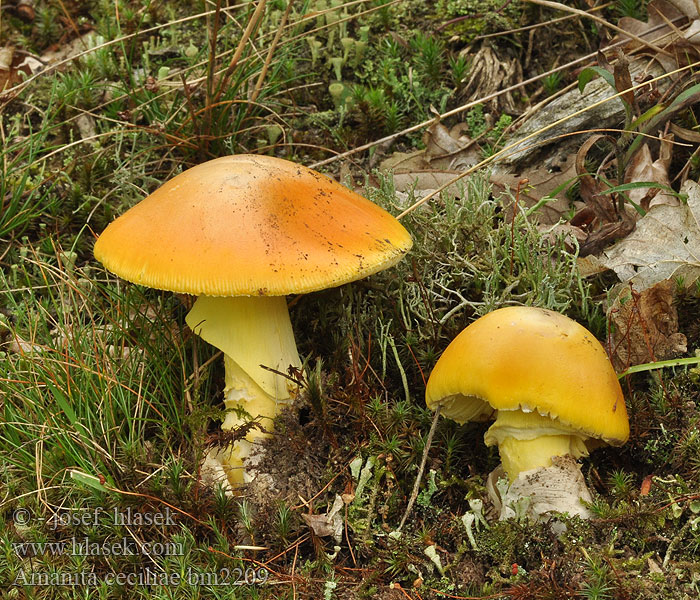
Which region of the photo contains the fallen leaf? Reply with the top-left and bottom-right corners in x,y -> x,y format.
670,121 -> 700,142
379,150 -> 460,197
600,179 -> 700,289
684,18 -> 700,41
0,47 -> 14,92
422,122 -> 480,169
577,135 -> 615,218
614,0 -> 700,73
301,494 -> 344,543
424,121 -> 465,158
537,222 -> 587,251
612,47 -> 638,113
0,46 -> 46,94
41,32 -> 96,65
379,121 -> 479,198
75,113 -> 98,141
199,448 -> 234,495
577,253 -> 609,277
7,334 -> 44,354
574,135 -> 636,256
608,279 -> 687,371
624,134 -> 677,209
616,1 -> 684,50
491,150 -> 580,225
667,0 -> 699,18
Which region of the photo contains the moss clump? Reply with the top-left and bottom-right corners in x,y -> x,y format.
437,0 -> 524,41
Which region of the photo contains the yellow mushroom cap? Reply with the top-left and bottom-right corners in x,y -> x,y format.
425,306 -> 629,446
93,155 -> 412,296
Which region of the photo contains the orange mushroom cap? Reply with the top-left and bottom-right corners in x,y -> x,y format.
94,155 -> 412,296
425,306 -> 629,446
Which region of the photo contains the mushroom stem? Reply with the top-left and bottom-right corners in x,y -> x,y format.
484,410 -> 593,519
185,295 -> 302,485
484,409 -> 589,480
497,435 -> 578,481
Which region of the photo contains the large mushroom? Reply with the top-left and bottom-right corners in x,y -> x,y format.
94,154 -> 412,485
425,306 -> 629,520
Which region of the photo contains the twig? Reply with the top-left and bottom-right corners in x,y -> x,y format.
397,405 -> 441,532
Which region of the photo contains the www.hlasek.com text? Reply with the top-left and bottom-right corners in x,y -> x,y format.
13,536 -> 184,557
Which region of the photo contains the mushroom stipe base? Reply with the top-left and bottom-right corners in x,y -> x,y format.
487,457 -> 594,521
185,295 -> 302,486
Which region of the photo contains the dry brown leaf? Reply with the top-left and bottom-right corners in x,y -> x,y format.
573,135 -> 636,256
648,558 -> 663,574
684,18 -> 700,40
75,113 -> 98,141
199,448 -> 234,495
0,47 -> 14,92
491,151 -> 579,225
612,48 -> 639,113
301,513 -> 338,538
614,0 -> 700,72
423,121 -> 465,158
0,47 -> 12,71
537,222 -> 588,251
7,334 -> 44,354
576,135 -> 617,222
616,0 -> 684,48
577,253 -> 609,277
608,279 -> 687,371
601,179 -> 700,289
379,122 -> 478,196
379,150 -> 460,197
670,121 -> 700,142
301,494 -> 344,543
0,46 -> 45,93
41,32 -> 96,65
424,121 -> 480,169
624,134 -> 677,209
667,0 -> 700,18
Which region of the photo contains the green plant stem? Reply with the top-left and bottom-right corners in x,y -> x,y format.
618,356 -> 700,378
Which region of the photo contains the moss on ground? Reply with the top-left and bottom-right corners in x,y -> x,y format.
1,1 -> 699,598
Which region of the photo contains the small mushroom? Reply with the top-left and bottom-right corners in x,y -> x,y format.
425,306 -> 629,520
94,154 -> 412,486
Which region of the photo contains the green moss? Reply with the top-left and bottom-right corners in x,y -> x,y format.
437,0 -> 524,41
